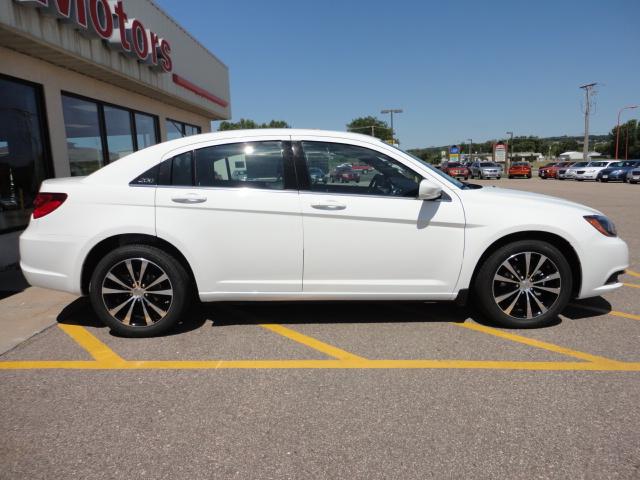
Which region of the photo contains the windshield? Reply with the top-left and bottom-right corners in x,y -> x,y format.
389,145 -> 466,188
571,162 -> 588,167
588,162 -> 607,167
480,162 -> 496,167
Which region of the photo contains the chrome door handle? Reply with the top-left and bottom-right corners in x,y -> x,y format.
171,193 -> 207,204
311,202 -> 346,210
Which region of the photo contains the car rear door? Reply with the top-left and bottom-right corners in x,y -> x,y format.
155,136 -> 303,298
291,137 -> 465,298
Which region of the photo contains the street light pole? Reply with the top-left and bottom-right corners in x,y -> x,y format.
615,105 -> 639,159
381,109 -> 403,144
506,131 -> 513,169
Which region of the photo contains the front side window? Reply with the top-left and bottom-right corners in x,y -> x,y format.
195,141 -> 285,190
301,142 -> 422,197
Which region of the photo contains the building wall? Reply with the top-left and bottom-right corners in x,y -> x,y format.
0,46 -> 211,177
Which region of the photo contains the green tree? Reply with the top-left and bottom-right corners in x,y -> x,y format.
346,116 -> 393,141
218,118 -> 290,131
606,119 -> 639,159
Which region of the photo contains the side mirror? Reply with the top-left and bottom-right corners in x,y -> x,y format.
418,179 -> 442,200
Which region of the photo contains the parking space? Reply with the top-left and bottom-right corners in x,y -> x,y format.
2,178 -> 640,478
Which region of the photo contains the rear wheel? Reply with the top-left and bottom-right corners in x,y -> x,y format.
473,240 -> 572,328
89,244 -> 191,337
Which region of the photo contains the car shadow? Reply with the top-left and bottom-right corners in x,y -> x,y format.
55,295 -> 614,337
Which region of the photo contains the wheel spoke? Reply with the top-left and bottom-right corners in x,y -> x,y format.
108,296 -> 135,317
494,274 -> 518,284
502,258 -> 522,280
525,291 -> 533,319
529,254 -> 548,279
503,291 -> 523,315
145,273 -> 168,290
495,288 -> 520,303
106,272 -> 131,290
122,298 -> 137,326
102,287 -> 131,295
529,291 -> 548,314
143,297 -> 167,318
140,299 -> 153,325
147,289 -> 173,296
532,285 -> 561,295
524,252 -> 531,278
138,260 -> 148,286
125,260 -> 136,285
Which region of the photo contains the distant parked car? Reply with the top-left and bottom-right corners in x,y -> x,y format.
558,162 -> 588,180
441,162 -> 470,180
308,167 -> 328,184
231,169 -> 247,181
351,164 -> 372,175
508,162 -> 532,179
597,160 -> 640,182
539,162 -> 572,179
574,161 -> 616,181
469,162 -> 501,179
330,166 -> 360,183
627,166 -> 640,184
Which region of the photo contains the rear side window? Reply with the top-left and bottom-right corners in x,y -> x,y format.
171,151 -> 194,186
194,141 -> 286,190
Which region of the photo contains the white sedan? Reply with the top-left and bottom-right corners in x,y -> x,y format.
20,130 -> 628,337
574,160 -> 616,181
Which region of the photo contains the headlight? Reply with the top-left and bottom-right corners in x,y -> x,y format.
611,170 -> 623,174
584,215 -> 617,237
585,169 -> 595,173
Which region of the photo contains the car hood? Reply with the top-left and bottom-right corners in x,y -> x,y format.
460,186 -> 601,215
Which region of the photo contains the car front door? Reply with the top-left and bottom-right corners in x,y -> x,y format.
155,137 -> 303,298
292,138 -> 465,298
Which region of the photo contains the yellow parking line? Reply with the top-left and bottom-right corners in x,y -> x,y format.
569,304 -> 640,321
58,324 -> 126,365
260,323 -> 366,361
457,321 -> 622,365
625,269 -> 640,278
1,359 -> 639,371
623,283 -> 640,289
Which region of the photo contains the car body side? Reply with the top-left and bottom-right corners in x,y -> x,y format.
20,130 -> 628,304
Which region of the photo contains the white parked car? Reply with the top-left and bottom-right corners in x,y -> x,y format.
557,161 -> 589,180
20,130 -> 628,336
574,161 -> 615,181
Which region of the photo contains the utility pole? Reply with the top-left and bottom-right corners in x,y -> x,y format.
579,82 -> 598,162
381,109 -> 403,144
467,138 -> 472,162
615,105 -> 639,159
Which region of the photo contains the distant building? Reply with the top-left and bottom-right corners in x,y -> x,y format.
558,151 -> 602,161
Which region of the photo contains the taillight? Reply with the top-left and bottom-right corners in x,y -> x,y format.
33,192 -> 67,219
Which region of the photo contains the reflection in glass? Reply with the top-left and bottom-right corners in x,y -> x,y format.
62,95 -> 104,176
104,106 -> 134,161
0,77 -> 48,232
166,120 -> 183,140
135,113 -> 158,149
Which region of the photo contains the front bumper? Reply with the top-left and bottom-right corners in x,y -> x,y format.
575,172 -> 599,180
577,236 -> 629,299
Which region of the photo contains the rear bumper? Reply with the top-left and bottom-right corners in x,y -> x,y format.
19,229 -> 85,295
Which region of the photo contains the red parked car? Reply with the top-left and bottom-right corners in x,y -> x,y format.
538,161 -> 572,179
330,166 -> 361,183
508,162 -> 532,178
441,162 -> 470,180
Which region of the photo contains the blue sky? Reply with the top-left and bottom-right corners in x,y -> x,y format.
155,0 -> 639,149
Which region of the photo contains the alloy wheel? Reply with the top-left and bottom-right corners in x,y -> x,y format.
492,251 -> 561,320
101,258 -> 173,327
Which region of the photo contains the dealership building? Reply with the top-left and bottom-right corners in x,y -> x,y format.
0,0 -> 231,284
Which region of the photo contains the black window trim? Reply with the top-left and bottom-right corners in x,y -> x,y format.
61,90 -> 160,167
292,140 -> 431,200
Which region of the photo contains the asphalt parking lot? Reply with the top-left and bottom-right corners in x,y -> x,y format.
2,178 -> 640,479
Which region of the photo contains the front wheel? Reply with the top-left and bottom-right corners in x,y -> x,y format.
473,240 -> 572,328
89,244 -> 191,337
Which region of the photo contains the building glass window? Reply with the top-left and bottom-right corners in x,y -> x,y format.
0,76 -> 51,233
135,113 -> 157,150
104,105 -> 134,161
62,93 -> 159,176
63,95 -> 104,177
166,119 -> 201,140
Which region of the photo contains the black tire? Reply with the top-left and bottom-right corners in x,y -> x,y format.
473,240 -> 573,328
508,175 -> 513,179
89,244 -> 191,337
